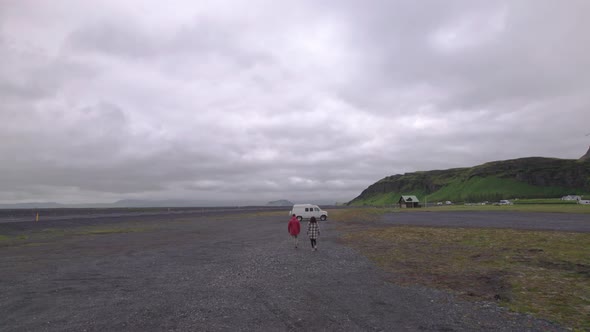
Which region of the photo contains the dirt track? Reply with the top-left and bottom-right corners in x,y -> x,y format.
0,210 -> 566,331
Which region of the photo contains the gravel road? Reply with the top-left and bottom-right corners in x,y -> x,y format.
0,211 -> 565,331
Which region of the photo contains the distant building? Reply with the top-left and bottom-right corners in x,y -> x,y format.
399,195 -> 420,208
561,195 -> 581,201
578,200 -> 590,205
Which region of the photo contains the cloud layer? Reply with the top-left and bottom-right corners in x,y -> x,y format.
1,0 -> 589,204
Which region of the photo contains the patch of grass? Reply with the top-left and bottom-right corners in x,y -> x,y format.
0,234 -> 30,247
342,225 -> 590,330
41,228 -> 66,235
1,226 -> 154,247
73,227 -> 152,236
21,242 -> 51,247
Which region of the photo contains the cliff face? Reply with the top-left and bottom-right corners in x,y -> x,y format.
354,168 -> 465,198
580,146 -> 590,162
349,156 -> 590,205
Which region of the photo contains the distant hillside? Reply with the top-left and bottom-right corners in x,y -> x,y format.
348,155 -> 590,206
0,202 -> 63,209
266,200 -> 293,206
0,199 -> 257,209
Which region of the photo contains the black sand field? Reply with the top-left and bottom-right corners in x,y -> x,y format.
0,209 -> 568,331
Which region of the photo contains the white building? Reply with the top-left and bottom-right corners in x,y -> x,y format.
561,195 -> 581,201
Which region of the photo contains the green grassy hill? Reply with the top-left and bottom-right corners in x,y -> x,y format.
348,156 -> 590,206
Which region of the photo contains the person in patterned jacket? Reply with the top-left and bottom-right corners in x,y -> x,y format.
307,216 -> 320,251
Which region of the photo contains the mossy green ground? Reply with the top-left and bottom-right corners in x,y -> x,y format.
332,207 -> 590,331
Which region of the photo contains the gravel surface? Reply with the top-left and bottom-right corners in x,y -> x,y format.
381,210 -> 590,232
0,211 -> 566,331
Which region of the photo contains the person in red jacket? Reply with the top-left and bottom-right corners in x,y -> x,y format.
287,214 -> 301,248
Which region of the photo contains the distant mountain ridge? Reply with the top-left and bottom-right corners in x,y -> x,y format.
348,153 -> 590,206
0,198 -> 336,209
266,200 -> 293,206
0,202 -> 64,209
0,199 -> 260,209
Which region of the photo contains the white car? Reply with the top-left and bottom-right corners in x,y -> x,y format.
289,204 -> 328,221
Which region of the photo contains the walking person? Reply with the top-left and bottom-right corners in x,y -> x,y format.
307,216 -> 320,251
288,214 -> 301,248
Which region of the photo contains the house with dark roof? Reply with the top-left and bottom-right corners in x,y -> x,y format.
399,195 -> 420,208
561,195 -> 581,201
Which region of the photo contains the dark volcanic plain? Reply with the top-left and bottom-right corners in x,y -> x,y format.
0,209 -> 568,331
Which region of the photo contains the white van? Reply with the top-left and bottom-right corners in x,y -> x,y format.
289,204 -> 328,221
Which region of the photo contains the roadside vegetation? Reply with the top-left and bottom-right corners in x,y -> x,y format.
331,207 -> 590,331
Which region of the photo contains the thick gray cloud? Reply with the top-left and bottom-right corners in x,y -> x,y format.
1,0 -> 589,205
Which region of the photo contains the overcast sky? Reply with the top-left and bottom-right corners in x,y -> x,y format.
1,0 -> 589,205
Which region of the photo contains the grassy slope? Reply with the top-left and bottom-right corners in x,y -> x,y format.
348,192 -> 416,207
349,157 -> 590,206
350,176 -> 583,206
426,176 -> 573,202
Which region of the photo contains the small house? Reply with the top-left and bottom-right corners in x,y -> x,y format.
399,195 -> 420,208
562,195 -> 581,201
